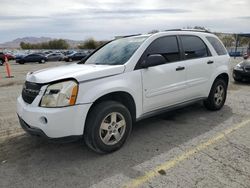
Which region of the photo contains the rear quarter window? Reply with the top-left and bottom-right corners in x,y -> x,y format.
206,36 -> 228,56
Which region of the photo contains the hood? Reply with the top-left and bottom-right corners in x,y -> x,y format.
240,60 -> 250,66
26,63 -> 125,84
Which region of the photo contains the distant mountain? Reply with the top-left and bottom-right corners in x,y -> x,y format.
0,37 -> 83,48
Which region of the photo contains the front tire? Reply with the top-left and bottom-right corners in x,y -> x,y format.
84,101 -> 132,153
204,79 -> 227,111
40,59 -> 46,64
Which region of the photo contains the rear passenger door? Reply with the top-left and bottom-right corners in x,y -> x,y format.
140,36 -> 188,113
25,55 -> 35,62
180,35 -> 213,99
49,54 -> 56,61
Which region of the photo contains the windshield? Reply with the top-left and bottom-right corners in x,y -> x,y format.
84,36 -> 148,65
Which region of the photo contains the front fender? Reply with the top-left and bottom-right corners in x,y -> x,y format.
77,71 -> 143,118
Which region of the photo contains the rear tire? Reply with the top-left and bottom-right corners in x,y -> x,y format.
204,79 -> 227,111
84,101 -> 132,154
0,59 -> 3,66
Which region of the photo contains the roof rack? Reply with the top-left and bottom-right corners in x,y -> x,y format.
114,29 -> 212,39
115,34 -> 142,39
164,29 -> 211,33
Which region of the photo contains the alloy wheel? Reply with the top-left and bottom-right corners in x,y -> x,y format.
99,112 -> 126,145
214,85 -> 225,106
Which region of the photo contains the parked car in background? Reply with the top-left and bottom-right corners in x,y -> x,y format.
233,59 -> 250,82
15,54 -> 26,60
46,52 -> 65,61
63,52 -> 87,62
63,50 -> 76,56
0,52 -> 5,65
0,52 -> 16,65
43,51 -> 53,55
5,53 -> 15,60
16,53 -> 48,64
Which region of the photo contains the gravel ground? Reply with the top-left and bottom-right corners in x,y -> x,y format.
0,58 -> 250,188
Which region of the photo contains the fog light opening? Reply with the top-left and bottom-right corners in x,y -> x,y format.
40,116 -> 48,124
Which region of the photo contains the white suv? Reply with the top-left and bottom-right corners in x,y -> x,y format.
17,30 -> 230,153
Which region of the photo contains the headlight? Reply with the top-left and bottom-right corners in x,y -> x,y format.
40,80 -> 78,107
234,64 -> 243,71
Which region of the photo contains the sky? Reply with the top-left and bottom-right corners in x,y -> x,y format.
0,0 -> 249,43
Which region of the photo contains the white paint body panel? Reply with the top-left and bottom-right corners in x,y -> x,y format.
17,96 -> 91,138
26,64 -> 125,83
17,31 -> 230,138
141,61 -> 187,112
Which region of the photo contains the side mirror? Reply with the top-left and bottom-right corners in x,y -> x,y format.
141,54 -> 166,68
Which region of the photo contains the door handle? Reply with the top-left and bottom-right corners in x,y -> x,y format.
176,66 -> 185,71
207,60 -> 214,64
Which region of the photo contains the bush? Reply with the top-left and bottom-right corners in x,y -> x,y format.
78,38 -> 108,49
20,39 -> 69,49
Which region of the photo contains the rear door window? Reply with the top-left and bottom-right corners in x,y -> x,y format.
180,35 -> 209,60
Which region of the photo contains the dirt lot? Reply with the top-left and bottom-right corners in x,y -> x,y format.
0,58 -> 250,188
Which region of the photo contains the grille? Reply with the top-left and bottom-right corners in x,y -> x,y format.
245,67 -> 250,72
22,81 -> 43,104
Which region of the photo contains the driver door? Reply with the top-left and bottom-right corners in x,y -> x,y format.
140,36 -> 188,113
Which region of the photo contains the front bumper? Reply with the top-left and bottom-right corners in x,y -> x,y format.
18,116 -> 83,142
233,69 -> 250,79
17,96 -> 92,138
18,115 -> 48,137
